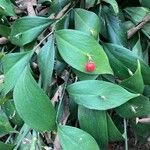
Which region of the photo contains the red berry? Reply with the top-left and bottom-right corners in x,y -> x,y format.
85,61 -> 95,72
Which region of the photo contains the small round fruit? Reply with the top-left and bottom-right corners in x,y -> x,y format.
85,61 -> 95,72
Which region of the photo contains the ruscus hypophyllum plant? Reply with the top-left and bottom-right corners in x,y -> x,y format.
0,0 -> 150,150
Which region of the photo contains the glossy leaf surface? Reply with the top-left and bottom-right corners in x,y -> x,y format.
13,67 -> 56,132
67,80 -> 139,110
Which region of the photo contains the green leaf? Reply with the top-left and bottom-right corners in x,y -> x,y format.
78,106 -> 108,150
2,52 -> 31,95
3,99 -> 24,126
55,29 -> 113,75
0,24 -> 10,38
103,43 -> 150,84
2,52 -> 30,73
13,66 -> 56,132
120,61 -> 144,94
144,85 -> 150,98
102,6 -> 127,46
85,0 -> 101,8
67,80 -> 139,110
0,97 -> 8,106
38,35 -> 55,91
0,0 -> 15,16
21,41 -> 36,52
10,16 -> 54,46
124,7 -> 149,23
131,119 -> 150,141
115,96 -> 150,118
54,60 -> 66,75
0,141 -> 14,150
103,0 -> 119,14
55,15 -> 69,30
107,114 -> 124,142
58,125 -> 100,150
140,0 -> 150,8
48,0 -> 69,15
0,112 -> 15,137
73,69 -> 98,80
74,8 -> 100,39
132,38 -> 143,59
123,21 -> 134,30
78,107 -> 123,149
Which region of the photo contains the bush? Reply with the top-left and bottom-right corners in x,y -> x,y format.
0,0 -> 150,149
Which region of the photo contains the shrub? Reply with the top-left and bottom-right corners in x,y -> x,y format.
0,0 -> 150,149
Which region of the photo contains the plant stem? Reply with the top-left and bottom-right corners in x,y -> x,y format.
124,118 -> 128,150
5,125 -> 17,144
127,13 -> 150,39
14,124 -> 30,150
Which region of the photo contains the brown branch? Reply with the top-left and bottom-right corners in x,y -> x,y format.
37,8 -> 49,16
15,7 -> 25,14
43,133 -> 53,144
16,0 -> 37,16
127,13 -> 150,39
60,94 -> 70,125
54,2 -> 71,19
138,117 -> 150,124
51,86 -> 63,105
0,37 -> 8,45
53,135 -> 62,150
26,0 -> 37,16
26,2 -> 36,16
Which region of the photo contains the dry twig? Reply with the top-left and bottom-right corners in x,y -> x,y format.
54,3 -> 71,19
26,2 -> 36,16
16,0 -> 37,16
53,135 -> 62,150
127,13 -> 150,39
138,117 -> 150,124
0,37 -> 8,45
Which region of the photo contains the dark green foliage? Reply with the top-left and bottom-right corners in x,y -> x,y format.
0,0 -> 150,149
